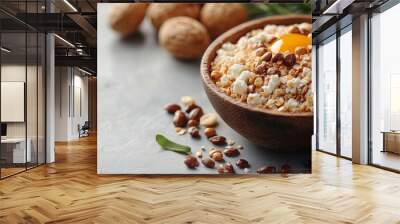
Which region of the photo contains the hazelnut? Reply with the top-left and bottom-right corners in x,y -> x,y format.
236,159 -> 250,169
185,104 -> 199,113
200,3 -> 247,38
164,103 -> 181,114
257,165 -> 276,174
159,17 -> 210,60
217,163 -> 234,174
188,108 -> 204,121
209,149 -> 223,161
188,127 -> 200,138
223,146 -> 240,157
204,127 -> 217,138
147,3 -> 201,30
188,119 -> 199,127
224,162 -> 235,174
181,96 -> 195,106
200,113 -> 218,127
202,158 -> 215,168
209,136 -> 226,145
173,111 -> 187,127
184,155 -> 199,169
108,3 -> 149,37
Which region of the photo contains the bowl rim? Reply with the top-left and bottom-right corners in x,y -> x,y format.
201,15 -> 313,118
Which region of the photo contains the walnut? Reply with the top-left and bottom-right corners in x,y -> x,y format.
147,3 -> 201,30
159,17 -> 210,60
200,3 -> 247,38
108,3 -> 149,37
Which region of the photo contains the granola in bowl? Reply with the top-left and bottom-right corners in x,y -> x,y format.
210,23 -> 313,113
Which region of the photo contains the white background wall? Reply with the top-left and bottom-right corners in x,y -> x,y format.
55,67 -> 89,141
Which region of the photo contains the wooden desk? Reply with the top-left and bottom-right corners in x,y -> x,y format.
381,131 -> 400,154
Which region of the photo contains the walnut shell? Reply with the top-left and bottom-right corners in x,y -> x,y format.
108,3 -> 149,37
147,3 -> 201,30
200,3 -> 247,38
159,17 -> 210,60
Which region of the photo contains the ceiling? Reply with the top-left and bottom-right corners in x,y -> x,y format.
1,0 -> 101,73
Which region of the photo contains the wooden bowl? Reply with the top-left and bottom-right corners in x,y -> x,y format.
201,15 -> 313,151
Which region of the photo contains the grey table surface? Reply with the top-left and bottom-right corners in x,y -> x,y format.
97,4 -> 310,174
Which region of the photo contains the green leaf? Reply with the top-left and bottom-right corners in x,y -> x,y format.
156,134 -> 191,154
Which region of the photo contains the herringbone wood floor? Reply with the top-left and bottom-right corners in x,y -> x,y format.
0,135 -> 400,224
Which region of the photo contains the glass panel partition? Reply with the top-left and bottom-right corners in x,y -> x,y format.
0,3 -> 46,179
339,26 -> 352,158
370,3 -> 400,171
317,35 -> 337,154
0,31 -> 28,177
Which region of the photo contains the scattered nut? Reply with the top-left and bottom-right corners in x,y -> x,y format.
200,113 -> 218,127
188,127 -> 200,138
223,146 -> 240,157
184,155 -> 199,169
196,151 -> 203,158
209,136 -> 226,145
159,17 -> 210,59
237,145 -> 244,150
226,139 -> 235,146
164,103 -> 181,114
204,127 -> 217,138
200,3 -> 247,38
217,164 -> 225,174
257,165 -> 276,174
175,127 -> 187,135
202,158 -> 215,168
189,108 -> 204,121
181,96 -> 195,106
224,162 -> 235,174
188,119 -> 199,127
147,3 -> 201,30
185,104 -> 199,113
236,159 -> 250,169
209,149 -> 224,161
108,3 -> 149,37
173,111 -> 188,127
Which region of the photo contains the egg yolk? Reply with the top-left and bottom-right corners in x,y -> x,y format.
270,34 -> 311,54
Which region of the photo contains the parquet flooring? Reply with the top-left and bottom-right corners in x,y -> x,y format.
0,135 -> 400,224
